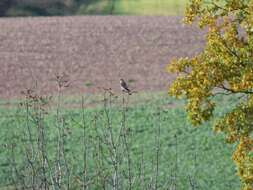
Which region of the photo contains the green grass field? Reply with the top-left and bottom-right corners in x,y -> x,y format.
114,0 -> 187,15
0,92 -> 240,189
6,0 -> 226,16
77,0 -> 188,15
6,0 -> 188,16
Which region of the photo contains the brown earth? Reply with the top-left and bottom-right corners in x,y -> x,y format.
0,16 -> 205,99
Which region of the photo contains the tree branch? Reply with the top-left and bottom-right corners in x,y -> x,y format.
219,84 -> 253,94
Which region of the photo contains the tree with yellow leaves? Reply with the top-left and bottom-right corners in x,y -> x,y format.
167,0 -> 253,189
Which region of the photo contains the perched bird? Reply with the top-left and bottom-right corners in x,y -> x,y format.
120,79 -> 131,95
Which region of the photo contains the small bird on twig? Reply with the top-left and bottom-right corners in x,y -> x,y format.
120,79 -> 131,95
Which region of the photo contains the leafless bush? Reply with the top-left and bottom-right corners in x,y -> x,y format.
0,81 -> 199,190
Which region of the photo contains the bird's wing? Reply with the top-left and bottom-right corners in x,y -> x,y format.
123,82 -> 130,91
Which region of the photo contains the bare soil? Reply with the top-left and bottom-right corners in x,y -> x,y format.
0,16 -> 205,99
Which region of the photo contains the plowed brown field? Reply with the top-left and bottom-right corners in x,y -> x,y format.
0,16 -> 205,99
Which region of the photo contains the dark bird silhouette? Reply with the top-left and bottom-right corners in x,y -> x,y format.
120,79 -> 131,95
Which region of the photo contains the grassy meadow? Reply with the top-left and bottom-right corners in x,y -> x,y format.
78,0 -> 188,15
5,0 -> 188,16
4,0 -> 227,16
0,91 -> 240,189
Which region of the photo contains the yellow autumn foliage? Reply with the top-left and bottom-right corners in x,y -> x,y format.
168,0 -> 253,189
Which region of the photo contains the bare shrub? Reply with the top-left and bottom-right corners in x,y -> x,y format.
0,82 -> 199,190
